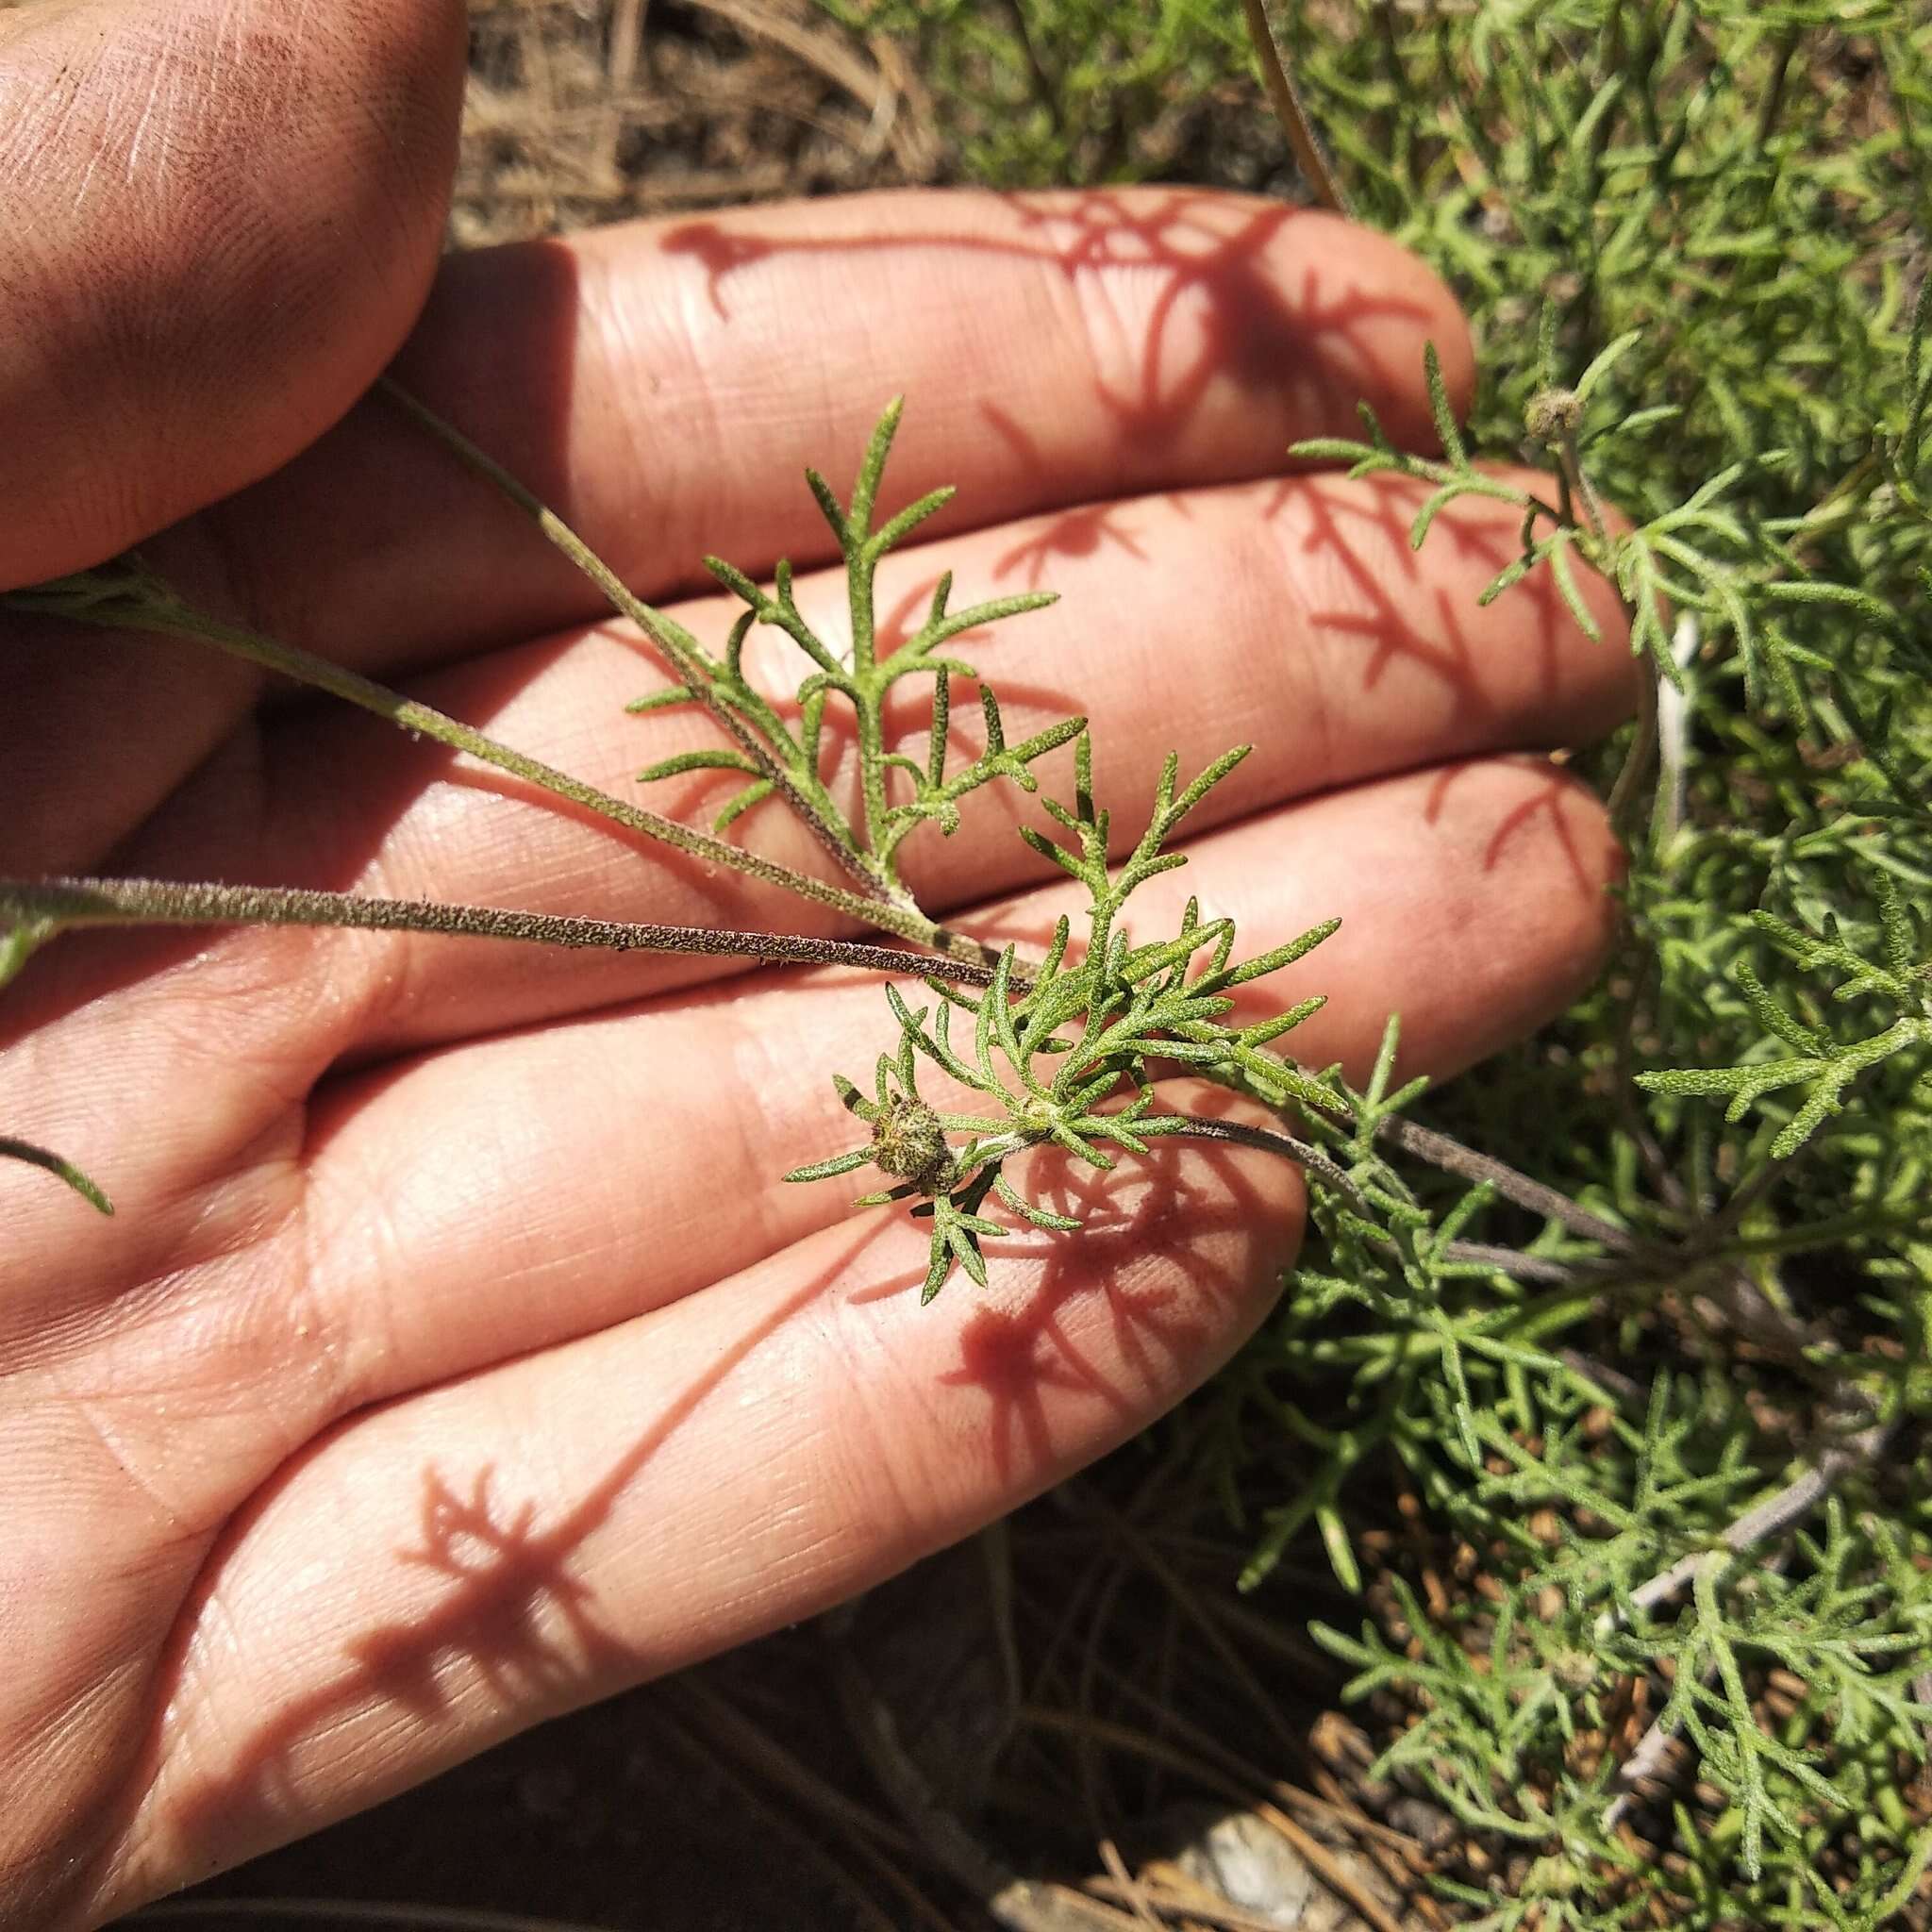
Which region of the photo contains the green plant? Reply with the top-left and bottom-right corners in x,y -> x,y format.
786,734 -> 1349,1299
812,0 -> 1254,184
820,3 -> 1932,1925
0,398 -> 1365,1267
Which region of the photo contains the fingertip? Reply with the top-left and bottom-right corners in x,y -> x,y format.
1429,755 -> 1625,1052
1285,213 -> 1474,450
0,0 -> 466,588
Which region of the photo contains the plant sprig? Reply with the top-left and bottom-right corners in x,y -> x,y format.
634,400 -> 1079,892
1638,864 -> 1929,1158
786,731 -> 1346,1299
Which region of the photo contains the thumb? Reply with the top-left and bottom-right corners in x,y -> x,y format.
0,0 -> 466,591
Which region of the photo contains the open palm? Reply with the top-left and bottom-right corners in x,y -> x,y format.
0,2 -> 1631,1923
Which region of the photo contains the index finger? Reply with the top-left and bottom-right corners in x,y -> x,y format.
186,188 -> 1475,673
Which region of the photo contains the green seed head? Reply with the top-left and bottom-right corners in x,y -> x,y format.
871,1096 -> 956,1195
1524,386 -> 1583,444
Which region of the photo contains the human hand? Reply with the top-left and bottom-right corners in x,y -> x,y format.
0,1 -> 1633,1922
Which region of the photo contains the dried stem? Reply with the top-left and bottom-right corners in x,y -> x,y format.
1603,1418 -> 1892,1829
1241,0 -> 1350,216
1620,1417 -> 1890,1626
1371,1114 -> 1642,1254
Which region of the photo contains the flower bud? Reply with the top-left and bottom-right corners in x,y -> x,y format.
1525,386 -> 1584,443
871,1095 -> 956,1195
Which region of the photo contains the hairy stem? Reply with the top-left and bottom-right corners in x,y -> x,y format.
0,877 -> 1008,988
376,377 -> 891,907
1143,1113 -> 1367,1208
9,565 -> 1005,967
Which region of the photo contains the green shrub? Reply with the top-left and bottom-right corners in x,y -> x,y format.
821,4 -> 1932,1925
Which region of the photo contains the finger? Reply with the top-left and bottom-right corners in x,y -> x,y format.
188,188 -> 1476,673
99,1086 -> 1306,1915
0,750 -> 1614,1560
101,469 -> 1631,1064
0,0 -> 464,590
288,754 -> 1618,1426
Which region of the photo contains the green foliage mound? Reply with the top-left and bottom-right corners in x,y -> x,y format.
825,3 -> 1932,1925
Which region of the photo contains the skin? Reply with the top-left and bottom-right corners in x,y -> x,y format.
0,0 -> 1635,1923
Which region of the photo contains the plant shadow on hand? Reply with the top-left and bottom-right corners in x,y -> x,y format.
141,1212 -> 886,1877
1284,468 -> 1610,758
656,186 -> 1606,779
1423,754 -> 1607,899
662,190 -> 1440,479
142,1119 -> 1281,1889
858,1119 -> 1281,1486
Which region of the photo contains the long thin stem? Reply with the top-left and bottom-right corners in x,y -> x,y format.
1372,1114 -> 1642,1254
1241,0 -> 1350,216
1144,1113 -> 1367,1208
0,877 -> 1006,988
375,377 -> 890,907
1155,1122 -> 1621,1283
1607,658 -> 1660,834
0,1136 -> 113,1214
8,567 -> 997,967
1754,24 -> 1803,155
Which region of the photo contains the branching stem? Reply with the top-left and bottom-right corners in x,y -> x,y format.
376,377 -> 890,908
6,565 -> 998,967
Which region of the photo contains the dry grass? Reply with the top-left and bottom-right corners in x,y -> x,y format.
456,0 -> 945,245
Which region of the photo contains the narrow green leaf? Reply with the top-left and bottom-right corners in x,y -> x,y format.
625,685 -> 700,714
1424,341 -> 1467,467
992,1172 -> 1081,1231
783,1146 -> 874,1184
870,484 -> 957,556
1546,537 -> 1605,643
0,1137 -> 113,1214
1573,326 -> 1644,407
1220,918 -> 1341,989
636,749 -> 763,785
712,779 -> 776,832
849,397 -> 906,539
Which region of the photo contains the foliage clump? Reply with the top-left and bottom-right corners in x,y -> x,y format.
828,3 -> 1932,1925
789,733 -> 1343,1300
